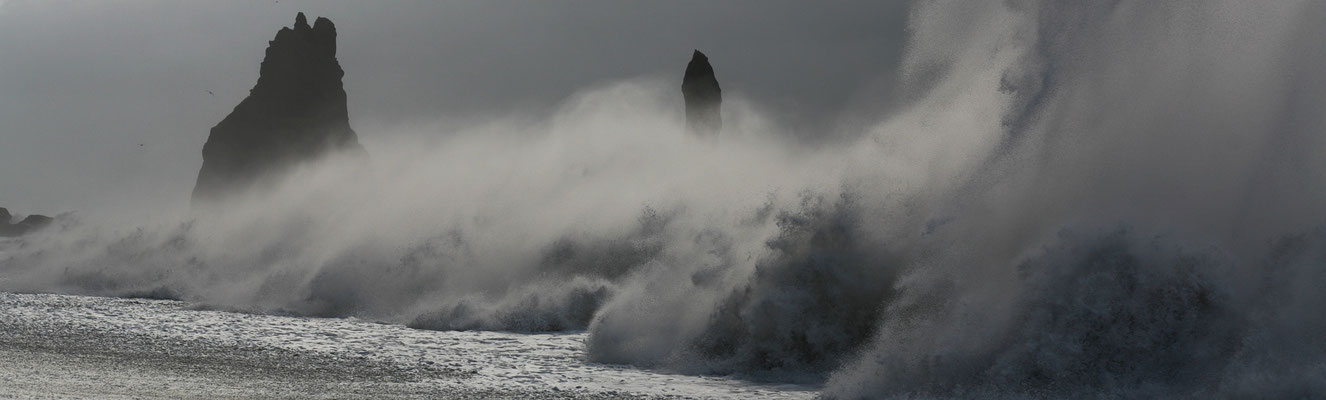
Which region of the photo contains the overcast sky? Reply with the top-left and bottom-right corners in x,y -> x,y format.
0,0 -> 910,215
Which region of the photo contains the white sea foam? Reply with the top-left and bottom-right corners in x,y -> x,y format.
2,1 -> 1325,397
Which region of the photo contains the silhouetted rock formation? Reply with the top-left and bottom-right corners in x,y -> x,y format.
0,207 -> 53,237
16,214 -> 53,230
682,50 -> 722,135
192,12 -> 366,205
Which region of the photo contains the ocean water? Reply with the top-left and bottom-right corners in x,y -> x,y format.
3,0 -> 1326,398
0,292 -> 815,399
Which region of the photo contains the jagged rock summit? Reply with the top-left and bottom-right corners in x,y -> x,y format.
0,207 -> 53,237
192,12 -> 366,205
682,50 -> 722,136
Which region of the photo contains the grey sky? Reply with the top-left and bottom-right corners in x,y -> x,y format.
0,0 -> 909,215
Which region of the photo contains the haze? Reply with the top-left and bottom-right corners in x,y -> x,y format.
0,0 -> 908,216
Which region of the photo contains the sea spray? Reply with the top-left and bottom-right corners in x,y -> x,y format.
822,0 -> 1326,397
1,1 -> 1324,397
0,79 -> 842,336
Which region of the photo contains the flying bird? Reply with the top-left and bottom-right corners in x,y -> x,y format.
206,90 -> 214,96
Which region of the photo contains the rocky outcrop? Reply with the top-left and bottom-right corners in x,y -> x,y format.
192,12 -> 366,205
0,207 -> 53,237
682,50 -> 722,135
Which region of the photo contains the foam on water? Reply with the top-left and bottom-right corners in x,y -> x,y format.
2,0 -> 1326,398
0,292 -> 817,398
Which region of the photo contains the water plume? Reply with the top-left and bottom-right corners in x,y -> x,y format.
2,1 -> 1325,397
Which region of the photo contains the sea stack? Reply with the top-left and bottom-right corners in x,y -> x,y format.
192,12 -> 366,205
682,50 -> 722,136
0,207 -> 53,237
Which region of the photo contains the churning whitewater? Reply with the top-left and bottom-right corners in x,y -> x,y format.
3,1 -> 1325,398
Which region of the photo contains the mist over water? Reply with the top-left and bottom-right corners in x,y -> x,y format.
818,0 -> 1326,397
2,0 -> 1325,398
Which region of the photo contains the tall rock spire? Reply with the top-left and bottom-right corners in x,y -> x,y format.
192,12 -> 366,205
682,50 -> 722,136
